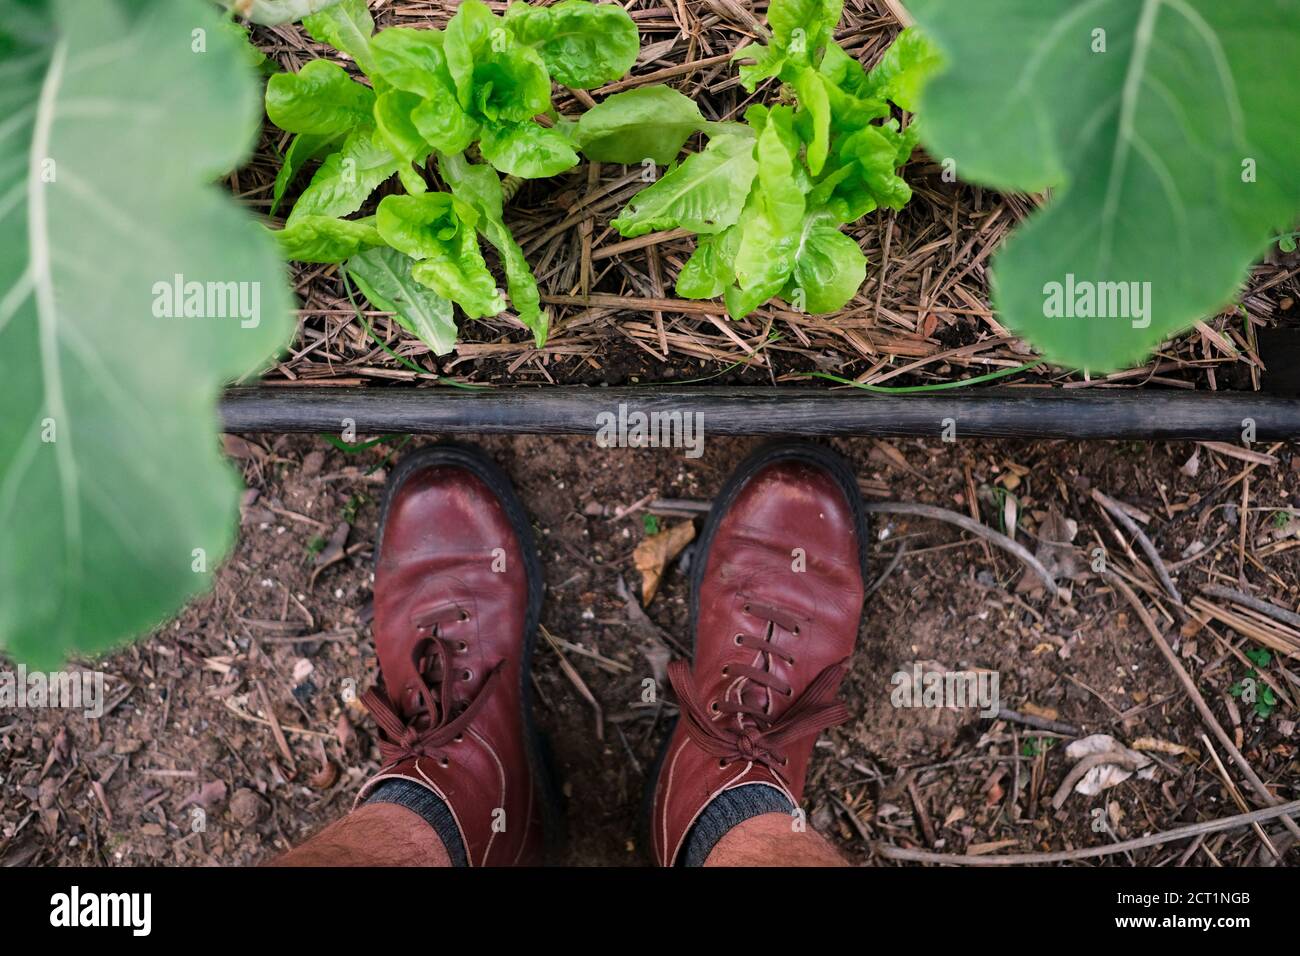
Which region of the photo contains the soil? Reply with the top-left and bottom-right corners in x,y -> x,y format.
3,434 -> 1297,866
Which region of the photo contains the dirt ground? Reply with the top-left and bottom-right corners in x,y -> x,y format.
2,433 -> 1297,867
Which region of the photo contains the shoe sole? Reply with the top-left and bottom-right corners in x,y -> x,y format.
639,441 -> 870,864
377,443 -> 566,863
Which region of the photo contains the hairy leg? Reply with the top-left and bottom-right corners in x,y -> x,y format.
703,812 -> 848,867
272,802 -> 452,867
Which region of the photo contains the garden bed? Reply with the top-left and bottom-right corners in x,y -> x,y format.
241,0 -> 1300,398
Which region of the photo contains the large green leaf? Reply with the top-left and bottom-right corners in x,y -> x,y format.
612,133 -> 759,238
0,0 -> 293,667
346,247 -> 458,355
504,0 -> 640,89
910,0 -> 1300,371
575,86 -> 706,165
676,229 -> 741,299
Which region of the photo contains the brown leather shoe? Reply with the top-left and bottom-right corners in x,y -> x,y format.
355,445 -> 557,865
648,443 -> 868,865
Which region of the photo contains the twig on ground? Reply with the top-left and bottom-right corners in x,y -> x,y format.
1201,584 -> 1300,630
255,679 -> 297,772
1091,489 -> 1183,609
540,624 -> 604,740
865,539 -> 908,599
876,799 -> 1300,865
864,501 -> 1063,597
996,708 -> 1081,737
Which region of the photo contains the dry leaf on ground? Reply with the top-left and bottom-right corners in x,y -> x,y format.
634,521 -> 695,605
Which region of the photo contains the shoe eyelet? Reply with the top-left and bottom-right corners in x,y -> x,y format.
721,666 -> 729,677
453,733 -> 464,743
709,700 -> 720,714
733,634 -> 744,645
792,625 -> 800,636
460,669 -> 473,682
458,611 -> 469,622
742,603 -> 751,613
718,758 -> 728,769
456,641 -> 468,653
439,757 -> 450,768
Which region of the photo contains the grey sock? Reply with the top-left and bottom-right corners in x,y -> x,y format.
680,784 -> 796,867
365,778 -> 468,867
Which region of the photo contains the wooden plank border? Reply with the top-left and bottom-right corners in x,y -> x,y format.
221,387 -> 1300,440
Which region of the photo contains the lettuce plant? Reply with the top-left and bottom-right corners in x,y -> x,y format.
267,0 -> 639,351
581,0 -> 939,319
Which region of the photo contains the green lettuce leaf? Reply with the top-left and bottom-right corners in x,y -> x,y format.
738,0 -> 843,88
439,153 -> 549,346
302,0 -> 376,73
479,121 -> 578,178
410,93 -> 480,155
373,90 -> 431,193
369,26 -> 454,98
288,128 -> 400,223
273,214 -> 384,262
504,0 -> 640,89
733,106 -> 806,303
676,228 -> 741,299
266,59 -> 375,135
271,131 -> 342,216
444,0 -> 501,110
791,66 -> 831,175
612,132 -> 759,238
787,216 -> 865,313
376,193 -> 503,318
346,247 -> 459,354
864,25 -> 942,112
575,86 -> 705,165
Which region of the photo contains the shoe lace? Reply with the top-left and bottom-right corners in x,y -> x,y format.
361,604 -> 502,766
667,600 -> 850,777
